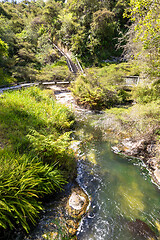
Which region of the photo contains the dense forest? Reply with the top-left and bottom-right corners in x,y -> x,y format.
0,0 -> 160,239
0,0 -> 159,84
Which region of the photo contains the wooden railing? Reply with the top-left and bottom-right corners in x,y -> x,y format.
49,40 -> 84,74
0,81 -> 70,94
123,76 -> 140,87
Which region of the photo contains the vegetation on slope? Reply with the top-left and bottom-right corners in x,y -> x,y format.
0,0 -> 129,85
0,87 -> 76,234
70,62 -> 140,109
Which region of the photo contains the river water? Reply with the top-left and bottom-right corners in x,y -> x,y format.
26,89 -> 160,240
74,113 -> 160,240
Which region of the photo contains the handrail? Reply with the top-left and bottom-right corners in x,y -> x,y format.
75,57 -> 84,74
0,81 -> 70,94
51,42 -> 74,73
48,39 -> 84,74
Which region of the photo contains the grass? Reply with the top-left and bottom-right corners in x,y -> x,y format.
106,100 -> 160,140
0,87 -> 76,234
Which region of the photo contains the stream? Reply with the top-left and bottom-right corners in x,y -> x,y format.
27,88 -> 160,240
75,114 -> 160,240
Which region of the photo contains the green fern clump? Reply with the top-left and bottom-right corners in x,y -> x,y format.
27,130 -> 76,178
0,153 -> 66,232
70,73 -> 129,110
131,84 -> 160,104
0,87 -> 76,233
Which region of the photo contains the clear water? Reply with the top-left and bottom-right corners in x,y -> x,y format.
26,112 -> 160,240
75,114 -> 160,240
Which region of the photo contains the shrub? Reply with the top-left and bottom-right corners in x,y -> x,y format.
131,84 -> 160,104
0,153 -> 66,232
70,72 -> 129,110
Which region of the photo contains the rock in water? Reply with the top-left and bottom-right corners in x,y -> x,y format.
69,192 -> 86,210
127,219 -> 158,239
66,185 -> 89,219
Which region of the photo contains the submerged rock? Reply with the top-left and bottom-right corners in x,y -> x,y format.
127,219 -> 158,239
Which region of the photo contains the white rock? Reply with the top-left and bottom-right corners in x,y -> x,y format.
69,192 -> 85,210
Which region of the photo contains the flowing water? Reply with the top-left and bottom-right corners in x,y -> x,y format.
26,90 -> 160,240
74,113 -> 160,240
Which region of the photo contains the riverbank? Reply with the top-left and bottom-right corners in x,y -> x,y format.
0,87 -> 78,239
53,86 -> 160,188
96,105 -> 160,188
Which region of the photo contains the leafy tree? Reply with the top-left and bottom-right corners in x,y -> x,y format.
88,8 -> 117,60
124,0 -> 160,78
0,38 -> 8,58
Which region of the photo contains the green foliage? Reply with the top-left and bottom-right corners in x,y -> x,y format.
71,62 -> 138,109
0,0 -> 135,82
0,87 -> 74,149
131,84 -> 160,104
96,61 -> 140,84
27,130 -> 76,176
37,63 -> 74,83
88,8 -> 117,60
51,101 -> 74,131
0,87 -> 76,233
71,72 -> 128,110
0,38 -> 8,57
0,68 -> 16,86
124,0 -> 160,78
106,99 -> 160,140
57,0 -> 124,65
0,153 -> 66,232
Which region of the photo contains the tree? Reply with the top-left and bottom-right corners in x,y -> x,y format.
88,8 -> 117,60
124,0 -> 160,78
0,38 -> 8,57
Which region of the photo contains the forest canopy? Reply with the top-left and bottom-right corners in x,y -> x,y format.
0,0 -> 159,84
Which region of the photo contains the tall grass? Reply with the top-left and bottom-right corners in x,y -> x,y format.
0,87 -> 76,233
0,153 -> 66,232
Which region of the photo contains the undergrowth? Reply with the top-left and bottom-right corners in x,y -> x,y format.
106,100 -> 160,140
70,62 -> 136,110
0,87 -> 76,234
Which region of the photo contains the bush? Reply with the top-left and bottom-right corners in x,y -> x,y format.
0,153 -> 66,232
70,71 -> 130,110
132,84 -> 160,104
